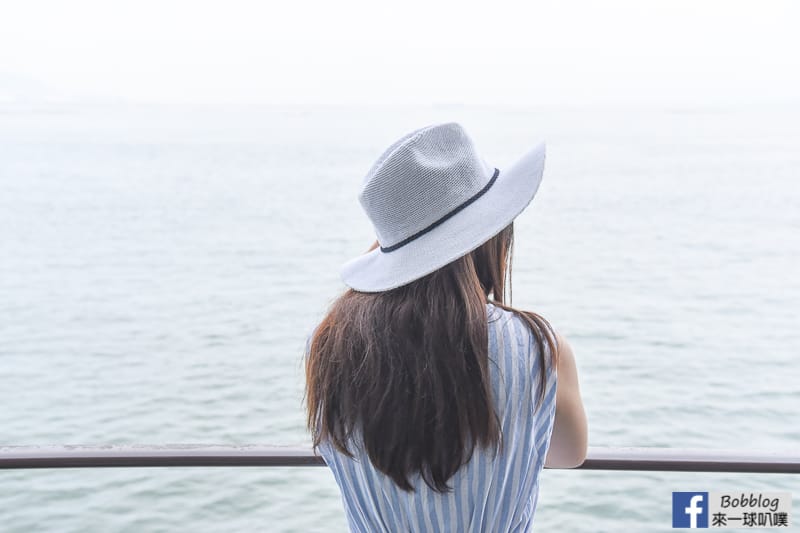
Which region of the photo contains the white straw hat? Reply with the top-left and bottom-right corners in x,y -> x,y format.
340,121 -> 546,292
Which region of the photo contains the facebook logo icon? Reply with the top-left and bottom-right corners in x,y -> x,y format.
672,492 -> 709,528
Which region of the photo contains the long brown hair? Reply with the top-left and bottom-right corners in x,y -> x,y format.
304,222 -> 557,493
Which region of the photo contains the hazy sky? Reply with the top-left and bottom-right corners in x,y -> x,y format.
1,0 -> 798,106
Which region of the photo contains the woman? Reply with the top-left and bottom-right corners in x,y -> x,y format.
305,122 -> 588,532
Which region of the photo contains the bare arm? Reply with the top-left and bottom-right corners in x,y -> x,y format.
544,331 -> 588,468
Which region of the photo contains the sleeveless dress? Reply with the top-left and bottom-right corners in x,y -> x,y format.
315,302 -> 558,532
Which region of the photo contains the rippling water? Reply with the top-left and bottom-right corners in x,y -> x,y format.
1,103 -> 798,532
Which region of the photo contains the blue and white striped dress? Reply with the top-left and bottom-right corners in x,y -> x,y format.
315,302 -> 558,532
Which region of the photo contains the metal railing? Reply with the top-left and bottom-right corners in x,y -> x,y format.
1,446 -> 798,473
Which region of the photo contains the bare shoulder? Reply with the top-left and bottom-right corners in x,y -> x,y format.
552,329 -> 577,374
554,329 -> 572,357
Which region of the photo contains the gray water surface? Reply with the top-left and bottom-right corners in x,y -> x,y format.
1,103 -> 798,532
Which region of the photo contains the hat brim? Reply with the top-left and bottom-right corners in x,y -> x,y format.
339,141 -> 546,292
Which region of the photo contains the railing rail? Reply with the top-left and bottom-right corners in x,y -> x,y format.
1,446 -> 799,473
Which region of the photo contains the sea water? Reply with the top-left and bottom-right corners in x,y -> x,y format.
0,103 -> 798,532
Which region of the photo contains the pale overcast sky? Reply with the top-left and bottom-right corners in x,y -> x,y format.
1,0 -> 798,106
